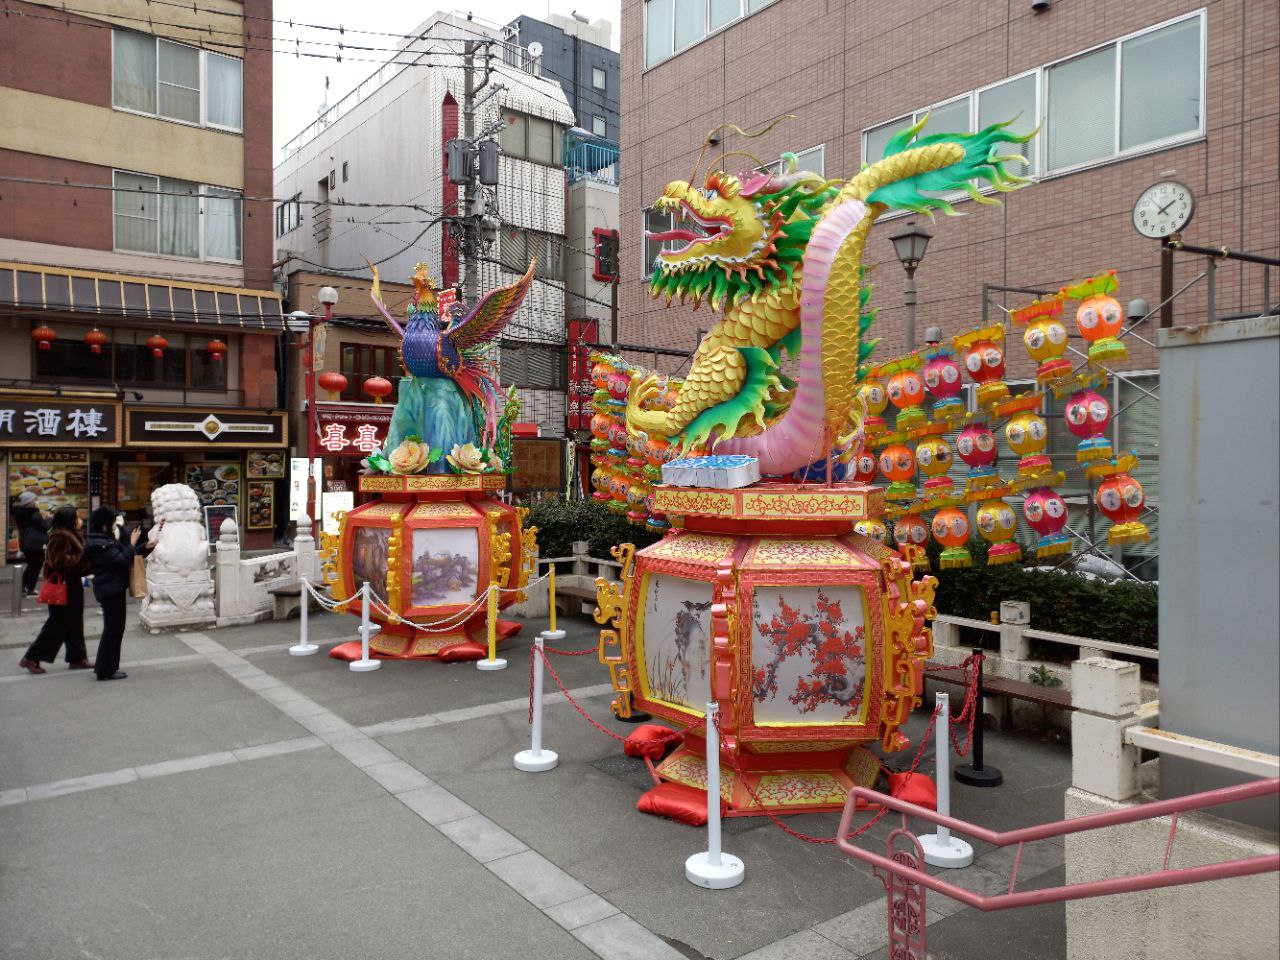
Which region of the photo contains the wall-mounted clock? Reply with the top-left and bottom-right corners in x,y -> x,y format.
1133,180 -> 1195,239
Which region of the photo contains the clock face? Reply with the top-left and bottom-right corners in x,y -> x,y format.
1133,181 -> 1195,239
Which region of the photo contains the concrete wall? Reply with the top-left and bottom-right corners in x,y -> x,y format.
1064,784 -> 1279,960
566,178 -> 620,326
1156,314 -> 1280,829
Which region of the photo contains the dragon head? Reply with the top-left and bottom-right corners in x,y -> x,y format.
646,158 -> 838,311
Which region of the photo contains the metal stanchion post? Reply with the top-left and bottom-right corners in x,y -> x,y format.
917,691 -> 974,867
349,582 -> 381,672
685,702 -> 745,889
544,564 -> 565,646
476,583 -> 507,671
514,634 -> 559,772
955,648 -> 1002,787
9,563 -> 26,616
289,575 -> 319,656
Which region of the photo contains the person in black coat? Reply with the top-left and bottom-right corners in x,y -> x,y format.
19,506 -> 89,674
84,506 -> 140,681
13,492 -> 49,595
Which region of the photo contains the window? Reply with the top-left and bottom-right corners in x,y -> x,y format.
34,324 -> 227,390
591,115 -> 607,138
500,341 -> 565,390
646,0 -> 777,67
111,30 -> 243,132
340,344 -> 401,402
766,144 -> 825,177
499,228 -> 564,280
113,171 -> 242,263
328,169 -> 337,190
501,111 -> 566,167
643,207 -> 674,279
276,194 -> 301,238
342,161 -> 349,183
591,66 -> 606,90
861,11 -> 1203,182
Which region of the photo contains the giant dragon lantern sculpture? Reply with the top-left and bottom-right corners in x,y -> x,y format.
323,263 -> 537,662
594,116 -> 1035,814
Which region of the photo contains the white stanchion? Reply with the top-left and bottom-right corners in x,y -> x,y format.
349,582 -> 382,673
476,584 -> 507,671
288,575 -> 319,656
918,691 -> 973,868
514,635 -> 559,772
685,702 -> 745,889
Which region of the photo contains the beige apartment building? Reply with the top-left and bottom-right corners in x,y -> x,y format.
0,0 -> 282,549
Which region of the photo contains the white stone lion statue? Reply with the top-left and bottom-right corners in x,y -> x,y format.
140,483 -> 215,630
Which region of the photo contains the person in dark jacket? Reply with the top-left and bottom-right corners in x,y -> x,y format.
84,506 -> 140,681
19,506 -> 89,673
13,492 -> 49,595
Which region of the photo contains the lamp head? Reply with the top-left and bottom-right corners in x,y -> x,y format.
286,310 -> 314,334
890,220 -> 933,272
316,286 -> 339,307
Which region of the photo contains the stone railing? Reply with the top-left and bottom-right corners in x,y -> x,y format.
508,541 -> 622,620
213,515 -> 321,627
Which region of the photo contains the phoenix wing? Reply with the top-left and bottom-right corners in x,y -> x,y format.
445,260 -> 536,352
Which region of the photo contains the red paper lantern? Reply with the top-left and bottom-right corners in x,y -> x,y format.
363,376 -> 393,404
146,333 -> 169,358
317,371 -> 348,397
84,327 -> 108,355
206,339 -> 228,363
32,324 -> 56,352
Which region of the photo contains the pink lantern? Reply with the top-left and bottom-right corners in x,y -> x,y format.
921,347 -> 964,421
1022,487 -> 1071,558
1064,389 -> 1113,462
955,423 -> 999,490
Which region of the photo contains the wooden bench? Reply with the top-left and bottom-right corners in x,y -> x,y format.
924,665 -> 1074,727
555,584 -> 600,618
269,584 -> 311,621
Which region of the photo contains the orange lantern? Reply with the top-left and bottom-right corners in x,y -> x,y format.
146,333 -> 169,358
1089,454 -> 1150,545
84,327 -> 108,355
363,376 -> 393,403
931,507 -> 972,568
875,357 -> 926,430
1063,271 -> 1126,365
877,443 -> 916,501
317,371 -> 348,398
32,324 -> 57,352
206,338 -> 228,363
976,499 -> 1021,565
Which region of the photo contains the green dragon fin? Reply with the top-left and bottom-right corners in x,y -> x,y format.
677,346 -> 781,451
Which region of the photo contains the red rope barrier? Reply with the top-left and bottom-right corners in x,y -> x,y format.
531,646 -> 627,743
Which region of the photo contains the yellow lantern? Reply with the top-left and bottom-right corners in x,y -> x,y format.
975,499 -> 1021,565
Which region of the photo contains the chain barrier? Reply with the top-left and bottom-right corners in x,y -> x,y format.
543,643 -> 597,657
529,645 -> 628,742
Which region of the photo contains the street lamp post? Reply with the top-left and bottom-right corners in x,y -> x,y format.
890,221 -> 933,351
287,285 -> 338,522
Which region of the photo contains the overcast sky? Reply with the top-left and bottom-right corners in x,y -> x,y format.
273,0 -> 622,158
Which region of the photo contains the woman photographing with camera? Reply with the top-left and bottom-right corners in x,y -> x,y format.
84,506 -> 141,682
18,506 -> 90,674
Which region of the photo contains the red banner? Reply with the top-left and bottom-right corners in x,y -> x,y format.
567,318 -> 599,431
314,402 -> 394,457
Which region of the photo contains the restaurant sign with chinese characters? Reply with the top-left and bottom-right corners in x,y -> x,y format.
314,402 -> 393,458
0,396 -> 121,447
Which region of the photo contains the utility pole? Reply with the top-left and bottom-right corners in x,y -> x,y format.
462,40 -> 478,305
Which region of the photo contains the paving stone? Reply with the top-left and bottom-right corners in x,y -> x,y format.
0,788 -> 28,807
438,813 -> 529,863
544,892 -> 621,931
363,759 -> 434,794
572,912 -> 689,960
487,849 -> 593,909
976,840 -> 1065,882
736,929 -> 857,960
232,737 -> 324,761
360,714 -> 442,737
136,751 -> 239,779
26,768 -> 138,801
396,785 -> 475,826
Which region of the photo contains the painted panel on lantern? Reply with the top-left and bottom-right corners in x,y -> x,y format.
640,574 -> 713,712
751,586 -> 868,725
353,527 -> 390,603
409,528 -> 479,607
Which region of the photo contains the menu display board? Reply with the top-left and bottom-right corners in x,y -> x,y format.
246,450 -> 286,479
246,480 -> 274,530
204,505 -> 238,544
185,461 -> 242,512
8,451 -> 90,514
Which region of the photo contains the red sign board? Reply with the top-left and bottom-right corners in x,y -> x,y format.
567,318 -> 599,431
314,402 -> 394,457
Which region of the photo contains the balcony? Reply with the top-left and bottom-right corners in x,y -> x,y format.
566,139 -> 619,187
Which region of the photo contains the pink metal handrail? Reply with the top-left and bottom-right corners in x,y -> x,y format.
835,777 -> 1280,912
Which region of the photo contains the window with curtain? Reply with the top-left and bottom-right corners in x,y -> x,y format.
158,40 -> 200,123
978,74 -> 1038,174
646,0 -> 674,67
112,30 -> 156,113
591,115 -> 607,137
862,116 -> 912,166
1120,18 -> 1201,151
500,111 -> 566,167
1047,46 -> 1116,171
592,67 -> 606,90
114,171 -> 159,254
205,52 -> 243,130
159,178 -> 200,259
205,188 -> 242,262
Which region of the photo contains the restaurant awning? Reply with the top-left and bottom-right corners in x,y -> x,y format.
0,261 -> 284,330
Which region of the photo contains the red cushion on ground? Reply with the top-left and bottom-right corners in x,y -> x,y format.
887,772 -> 938,811
636,781 -> 727,826
623,724 -> 683,760
437,641 -> 488,662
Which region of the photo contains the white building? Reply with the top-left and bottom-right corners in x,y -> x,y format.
273,11 -> 574,438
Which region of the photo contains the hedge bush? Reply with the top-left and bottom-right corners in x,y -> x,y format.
527,498 -> 1158,649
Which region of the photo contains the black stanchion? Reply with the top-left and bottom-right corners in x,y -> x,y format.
954,646 -> 1003,787
614,708 -> 652,724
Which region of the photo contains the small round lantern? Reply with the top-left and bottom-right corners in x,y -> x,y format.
976,499 -> 1021,565
1065,389 -> 1113,462
1022,487 -> 1071,558
1003,395 -> 1050,479
591,361 -> 613,389
206,338 -> 228,363
893,514 -> 930,550
931,507 -> 972,568
146,333 -> 169,358
608,473 -> 630,514
1063,271 -> 1126,365
922,347 -> 964,421
858,378 -> 888,416
363,376 -> 393,404
607,371 -> 629,402
1089,454 -> 1150,545
590,413 -> 612,441
591,468 -> 611,501
84,327 -> 108,355
854,518 -> 888,543
955,423 -> 999,490
1012,297 -> 1071,387
914,433 -> 954,495
953,325 -> 1009,407
876,358 -> 926,430
877,443 -> 916,501
317,371 -> 348,399
849,452 -> 877,485
32,324 -> 57,352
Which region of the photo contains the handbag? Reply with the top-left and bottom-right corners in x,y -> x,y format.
37,574 -> 67,606
130,554 -> 148,599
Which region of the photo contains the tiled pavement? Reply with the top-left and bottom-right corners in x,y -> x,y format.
1,608 -> 1071,960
